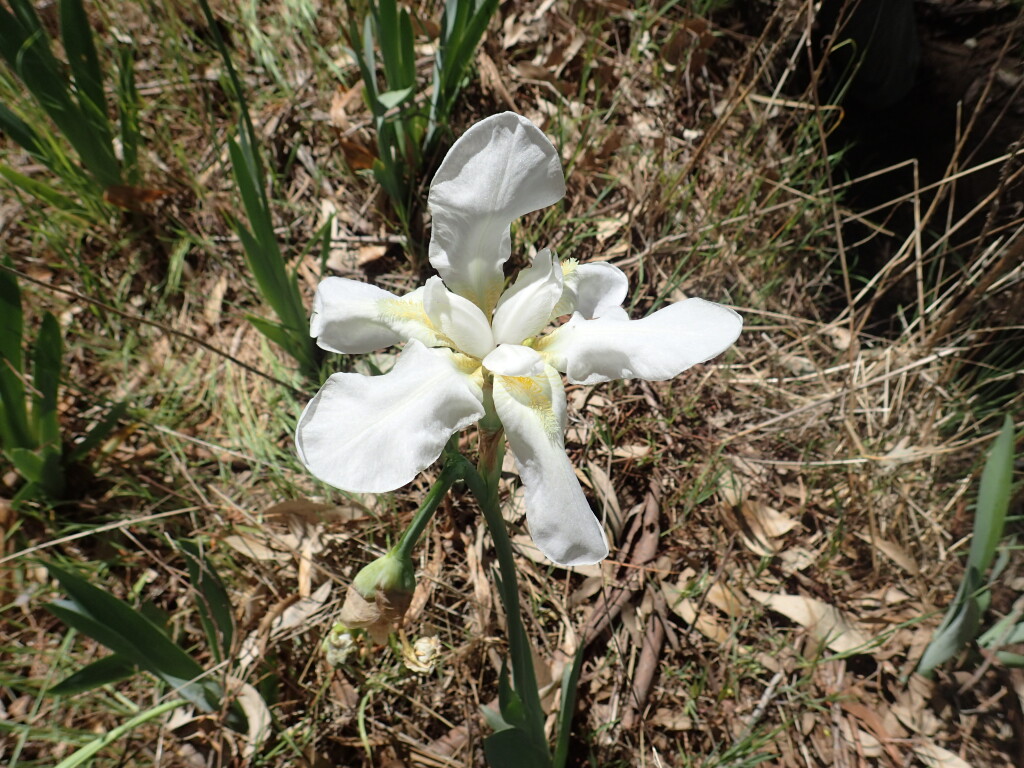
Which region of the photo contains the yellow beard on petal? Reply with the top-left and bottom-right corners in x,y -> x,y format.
378,297 -> 455,349
451,352 -> 485,388
501,375 -> 559,440
379,296 -> 430,325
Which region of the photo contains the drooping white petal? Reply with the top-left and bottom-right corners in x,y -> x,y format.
537,298 -> 742,385
492,366 -> 609,566
491,249 -> 564,344
295,341 -> 484,493
482,344 -> 544,377
553,261 -> 629,320
428,113 -> 565,312
311,278 -> 441,353
423,277 -> 495,359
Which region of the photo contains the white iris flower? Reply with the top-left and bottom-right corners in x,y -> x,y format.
296,112 -> 742,566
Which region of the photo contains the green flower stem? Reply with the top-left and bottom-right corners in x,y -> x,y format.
53,697 -> 188,768
455,444 -> 549,760
394,459 -> 462,560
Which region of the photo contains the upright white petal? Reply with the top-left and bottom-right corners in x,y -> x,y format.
428,113 -> 565,312
296,341 -> 485,493
311,278 -> 441,353
538,298 -> 742,385
491,249 -> 564,344
493,366 -> 609,566
553,261 -> 629,320
423,277 -> 495,359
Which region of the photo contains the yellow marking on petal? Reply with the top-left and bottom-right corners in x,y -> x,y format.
379,297 -> 432,327
531,333 -> 554,352
482,284 -> 503,317
451,352 -> 482,375
501,375 -> 559,440
378,297 -> 458,350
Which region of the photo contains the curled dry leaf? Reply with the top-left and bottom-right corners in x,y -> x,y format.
236,581 -> 332,673
233,679 -> 273,760
748,589 -> 872,654
583,461 -> 623,536
779,546 -> 816,574
220,532 -> 291,563
705,581 -> 749,617
855,531 -> 920,575
721,499 -> 800,556
221,499 -> 361,582
648,708 -> 694,732
891,674 -> 943,737
839,718 -> 884,759
663,583 -> 731,644
612,444 -> 650,459
914,741 -> 975,768
824,325 -> 853,351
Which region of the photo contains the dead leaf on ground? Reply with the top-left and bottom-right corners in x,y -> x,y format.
914,740 -> 975,768
103,184 -> 171,210
748,589 -> 872,654
663,582 -> 731,644
720,499 -> 800,556
583,462 -> 623,536
855,531 -> 921,575
237,580 -> 332,673
648,707 -> 694,732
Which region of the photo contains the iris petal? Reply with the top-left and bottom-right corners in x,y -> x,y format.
538,298 -> 742,385
553,261 -> 629,320
423,277 -> 495,359
482,344 -> 544,377
311,277 -> 440,353
492,365 -> 609,566
428,113 -> 565,313
492,249 -> 564,344
296,341 -> 485,493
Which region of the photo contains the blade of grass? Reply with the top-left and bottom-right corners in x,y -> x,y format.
50,654 -> 137,696
967,414 -> 1016,574
45,564 -> 220,711
31,313 -> 62,450
51,697 -> 188,768
179,539 -> 235,663
0,261 -> 31,450
59,0 -> 110,131
0,0 -> 121,188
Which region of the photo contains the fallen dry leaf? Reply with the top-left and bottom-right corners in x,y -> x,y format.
237,581 -> 332,673
914,740 -> 975,768
748,589 -> 872,654
721,499 -> 799,556
221,531 -> 291,562
583,461 -> 623,535
855,531 -> 921,575
663,583 -> 731,644
103,184 -> 171,210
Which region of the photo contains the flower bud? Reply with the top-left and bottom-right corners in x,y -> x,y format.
340,549 -> 415,642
